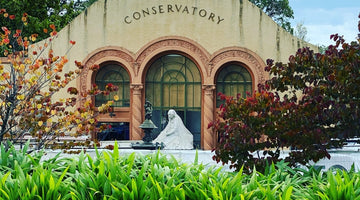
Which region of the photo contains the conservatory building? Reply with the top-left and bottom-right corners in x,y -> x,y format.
47,0 -> 317,150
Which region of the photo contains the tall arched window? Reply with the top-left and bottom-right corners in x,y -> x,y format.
146,54 -> 201,148
216,64 -> 252,107
95,64 -> 130,107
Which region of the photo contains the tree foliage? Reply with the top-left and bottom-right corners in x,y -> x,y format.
0,8 -> 116,152
294,21 -> 308,42
249,0 -> 294,33
0,0 -> 97,52
210,14 -> 360,173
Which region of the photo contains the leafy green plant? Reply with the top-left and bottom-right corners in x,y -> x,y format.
0,141 -> 43,173
1,141 -> 360,199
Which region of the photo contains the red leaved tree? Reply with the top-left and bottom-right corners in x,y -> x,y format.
210,14 -> 360,173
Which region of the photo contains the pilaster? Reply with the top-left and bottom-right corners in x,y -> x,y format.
130,83 -> 144,140
202,84 -> 216,150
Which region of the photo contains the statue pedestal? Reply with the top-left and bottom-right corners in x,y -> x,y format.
131,141 -> 164,150
131,119 -> 164,150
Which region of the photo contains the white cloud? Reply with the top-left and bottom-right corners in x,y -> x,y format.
306,23 -> 357,46
290,2 -> 359,46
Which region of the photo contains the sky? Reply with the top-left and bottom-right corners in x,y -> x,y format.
289,0 -> 360,46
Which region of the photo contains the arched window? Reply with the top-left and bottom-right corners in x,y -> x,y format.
95,64 -> 130,107
145,54 -> 201,148
216,64 -> 252,107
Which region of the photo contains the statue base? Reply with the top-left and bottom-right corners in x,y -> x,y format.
131,142 -> 164,150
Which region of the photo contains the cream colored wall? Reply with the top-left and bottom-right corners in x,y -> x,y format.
19,0 -> 319,147
50,0 -> 317,67
45,0 -> 318,110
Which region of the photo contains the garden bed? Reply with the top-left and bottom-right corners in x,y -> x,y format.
1,141 -> 360,199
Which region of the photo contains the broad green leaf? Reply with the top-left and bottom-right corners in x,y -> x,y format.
281,186 -> 293,200
1,171 -> 11,186
0,187 -> 10,199
113,140 -> 119,161
194,149 -> 198,165
56,165 -> 70,188
131,179 -> 138,198
49,175 -> 55,190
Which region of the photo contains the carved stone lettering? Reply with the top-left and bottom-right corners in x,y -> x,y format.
124,4 -> 225,25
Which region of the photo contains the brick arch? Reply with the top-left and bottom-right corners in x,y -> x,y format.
78,46 -> 135,99
133,36 -> 212,148
134,36 -> 211,83
209,47 -> 268,87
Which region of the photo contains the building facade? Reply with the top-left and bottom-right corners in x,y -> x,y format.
48,0 -> 317,150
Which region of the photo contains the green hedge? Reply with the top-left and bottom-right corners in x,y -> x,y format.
0,142 -> 360,200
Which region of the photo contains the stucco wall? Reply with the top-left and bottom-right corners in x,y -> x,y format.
21,0 -> 320,149
50,0 -> 317,68
45,0 -> 318,105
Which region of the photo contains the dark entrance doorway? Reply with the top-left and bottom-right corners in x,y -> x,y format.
145,54 -> 202,148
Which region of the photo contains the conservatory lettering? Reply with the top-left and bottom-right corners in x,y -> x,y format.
124,4 -> 225,24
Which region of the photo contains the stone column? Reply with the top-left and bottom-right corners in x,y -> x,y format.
130,83 -> 143,140
202,84 -> 216,150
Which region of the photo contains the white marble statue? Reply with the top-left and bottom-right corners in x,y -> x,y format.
153,109 -> 193,149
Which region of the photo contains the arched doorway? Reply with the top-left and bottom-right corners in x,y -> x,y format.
145,54 -> 202,148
